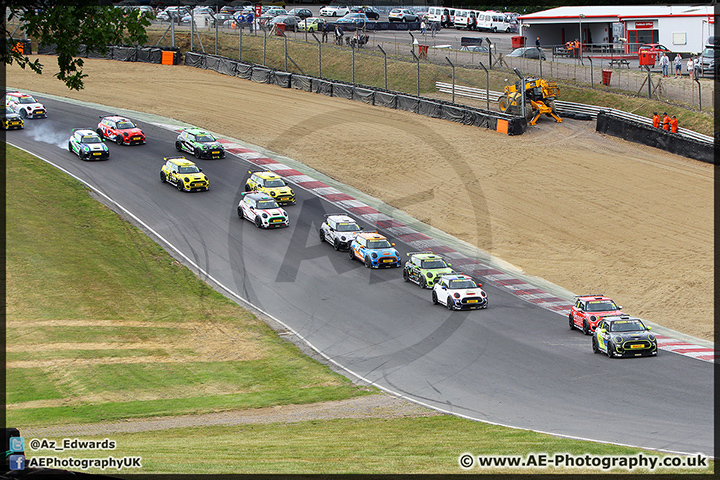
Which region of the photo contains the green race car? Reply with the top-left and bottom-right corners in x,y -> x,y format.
175,127 -> 225,159
402,252 -> 455,288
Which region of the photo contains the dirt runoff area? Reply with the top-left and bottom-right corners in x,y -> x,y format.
7,57 -> 714,342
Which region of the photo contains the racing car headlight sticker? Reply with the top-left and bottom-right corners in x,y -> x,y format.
270,191 -> 276,196
613,335 -> 623,344
371,252 -> 378,258
183,177 -> 189,183
262,213 -> 268,218
589,315 -> 597,322
340,236 -> 346,241
426,272 -> 433,278
648,333 -> 655,341
453,293 -> 460,298
480,291 -> 487,297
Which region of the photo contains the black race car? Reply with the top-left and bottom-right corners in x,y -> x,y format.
592,315 -> 658,358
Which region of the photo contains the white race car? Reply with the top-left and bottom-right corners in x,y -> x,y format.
319,213 -> 363,251
432,274 -> 488,310
6,91 -> 47,119
237,192 -> 289,228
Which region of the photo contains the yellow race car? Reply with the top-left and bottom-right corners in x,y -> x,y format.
160,157 -> 209,192
244,170 -> 295,205
2,105 -> 24,130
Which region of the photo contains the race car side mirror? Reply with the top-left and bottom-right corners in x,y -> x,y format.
618,305 -> 623,310
441,286 -> 447,290
391,243 -> 395,246
646,326 -> 652,331
447,263 -> 452,267
198,168 -> 202,172
360,226 -> 364,230
599,328 -> 606,334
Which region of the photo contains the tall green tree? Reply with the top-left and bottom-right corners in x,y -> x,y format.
4,2 -> 151,90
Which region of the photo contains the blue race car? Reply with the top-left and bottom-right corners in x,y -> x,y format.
348,232 -> 401,268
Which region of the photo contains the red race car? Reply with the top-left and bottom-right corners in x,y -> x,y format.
96,115 -> 146,145
569,294 -> 623,335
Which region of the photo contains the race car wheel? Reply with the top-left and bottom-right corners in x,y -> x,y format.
254,216 -> 262,228
333,239 -> 340,251
592,336 -> 599,354
175,141 -> 182,151
569,314 -> 575,330
419,276 -> 427,289
431,291 -> 438,305
446,297 -> 454,310
20,109 -> 27,118
244,183 -> 252,192
403,269 -> 409,282
160,172 -> 166,183
177,181 -> 184,191
606,341 -> 614,358
364,256 -> 372,268
193,148 -> 201,159
237,207 -> 243,217
68,141 -> 73,152
96,128 -> 103,137
319,229 -> 325,242
116,135 -> 123,145
582,321 -> 589,336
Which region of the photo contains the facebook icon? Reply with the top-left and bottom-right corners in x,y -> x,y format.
9,454 -> 25,471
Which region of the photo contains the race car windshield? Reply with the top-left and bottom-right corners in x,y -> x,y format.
257,200 -> 279,209
18,96 -> 36,104
178,166 -> 200,174
367,240 -> 391,249
610,321 -> 645,332
586,301 -> 617,312
449,279 -> 477,289
196,135 -> 215,142
421,260 -> 447,269
116,121 -> 135,129
336,223 -> 360,232
265,179 -> 285,187
82,136 -> 102,144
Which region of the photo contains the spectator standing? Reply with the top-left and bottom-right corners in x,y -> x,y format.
321,20 -> 328,43
335,24 -> 344,45
429,21 -> 437,37
687,56 -> 695,79
536,36 -> 541,48
659,52 -> 670,77
662,112 -> 670,131
420,19 -> 426,35
674,53 -> 682,77
652,112 -> 661,128
670,115 -> 678,133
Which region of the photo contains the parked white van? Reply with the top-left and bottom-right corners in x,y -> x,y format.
453,9 -> 476,30
427,6 -> 452,28
477,11 -> 512,32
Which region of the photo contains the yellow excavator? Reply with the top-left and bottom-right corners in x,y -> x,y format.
498,77 -> 562,125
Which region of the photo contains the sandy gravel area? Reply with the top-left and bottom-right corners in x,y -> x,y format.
7,57 -> 713,342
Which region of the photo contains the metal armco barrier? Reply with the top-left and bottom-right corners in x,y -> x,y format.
435,81 -> 714,147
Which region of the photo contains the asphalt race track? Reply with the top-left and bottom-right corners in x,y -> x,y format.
7,95 -> 713,458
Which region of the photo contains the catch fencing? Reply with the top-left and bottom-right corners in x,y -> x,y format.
183,50 -> 525,135
435,81 -> 715,163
